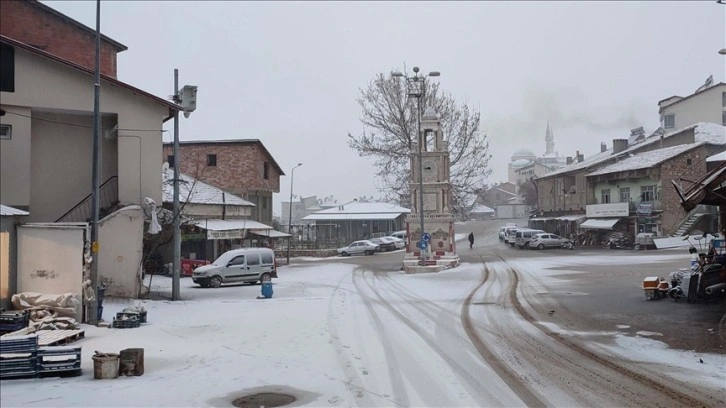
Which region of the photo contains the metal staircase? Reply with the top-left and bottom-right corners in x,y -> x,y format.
56,176 -> 119,223
670,204 -> 714,237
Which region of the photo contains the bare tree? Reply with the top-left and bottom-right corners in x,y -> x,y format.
347,70 -> 492,217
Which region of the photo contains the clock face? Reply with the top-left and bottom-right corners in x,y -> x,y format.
422,160 -> 437,180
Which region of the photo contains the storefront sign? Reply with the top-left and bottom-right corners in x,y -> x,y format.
586,202 -> 629,218
636,203 -> 653,216
207,229 -> 246,240
182,233 -> 206,241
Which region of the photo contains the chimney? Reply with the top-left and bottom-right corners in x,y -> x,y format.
630,126 -> 645,140
612,139 -> 628,154
600,142 -> 607,153
566,156 -> 573,165
577,153 -> 584,163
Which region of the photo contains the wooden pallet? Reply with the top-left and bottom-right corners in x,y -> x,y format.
2,330 -> 85,346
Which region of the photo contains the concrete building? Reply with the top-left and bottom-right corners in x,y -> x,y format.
658,80 -> 726,131
0,2 -> 181,302
303,201 -> 410,245
163,139 -> 284,226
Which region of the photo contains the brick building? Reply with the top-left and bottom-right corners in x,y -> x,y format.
163,140 -> 284,225
0,0 -> 126,78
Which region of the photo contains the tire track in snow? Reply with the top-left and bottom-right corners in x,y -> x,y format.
361,269 -> 509,406
499,255 -> 721,408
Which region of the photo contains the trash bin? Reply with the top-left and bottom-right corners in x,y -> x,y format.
92,353 -> 119,379
261,275 -> 273,299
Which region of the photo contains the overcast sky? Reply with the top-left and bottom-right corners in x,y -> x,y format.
44,1 -> 725,217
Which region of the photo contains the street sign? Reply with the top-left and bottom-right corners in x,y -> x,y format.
422,232 -> 431,242
418,240 -> 428,250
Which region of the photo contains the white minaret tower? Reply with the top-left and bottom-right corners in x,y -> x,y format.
545,120 -> 554,155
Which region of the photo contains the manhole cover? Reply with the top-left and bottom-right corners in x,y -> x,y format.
232,393 -> 296,408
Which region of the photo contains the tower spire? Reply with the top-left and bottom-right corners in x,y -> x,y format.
545,120 -> 554,155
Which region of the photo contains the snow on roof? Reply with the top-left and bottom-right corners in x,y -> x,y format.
541,122 -> 725,180
303,201 -> 410,221
0,204 -> 29,216
471,204 -> 494,213
707,151 -> 726,162
587,143 -> 703,176
193,219 -> 272,231
162,168 -> 255,207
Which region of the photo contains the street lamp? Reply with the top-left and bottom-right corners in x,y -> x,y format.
391,66 -> 440,265
287,162 -> 303,265
719,48 -> 726,55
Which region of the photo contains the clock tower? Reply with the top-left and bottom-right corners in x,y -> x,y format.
403,107 -> 460,272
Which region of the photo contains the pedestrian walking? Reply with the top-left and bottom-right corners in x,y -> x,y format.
468,232 -> 474,249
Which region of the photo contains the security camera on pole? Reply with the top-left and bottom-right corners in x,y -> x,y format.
171,72 -> 198,301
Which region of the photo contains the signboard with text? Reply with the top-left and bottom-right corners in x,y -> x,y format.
586,202 -> 629,218
206,229 -> 246,240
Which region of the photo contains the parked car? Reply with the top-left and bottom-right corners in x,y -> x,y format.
391,230 -> 407,240
370,237 -> 396,252
191,248 -> 277,288
515,229 -> 545,249
384,236 -> 405,250
530,233 -> 573,250
504,227 -> 519,246
337,240 -> 379,256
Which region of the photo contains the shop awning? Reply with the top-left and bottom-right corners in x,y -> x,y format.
557,215 -> 586,222
580,218 -> 619,230
193,219 -> 272,231
248,229 -> 291,238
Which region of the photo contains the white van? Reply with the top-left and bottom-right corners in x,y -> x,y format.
515,229 -> 545,249
191,248 -> 277,288
391,230 -> 407,240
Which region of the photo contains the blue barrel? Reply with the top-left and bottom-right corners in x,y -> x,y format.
261,282 -> 273,299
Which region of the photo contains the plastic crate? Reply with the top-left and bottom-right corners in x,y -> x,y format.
0,310 -> 30,332
112,317 -> 140,329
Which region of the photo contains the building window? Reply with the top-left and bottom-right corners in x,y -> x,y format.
262,196 -> 267,209
601,189 -> 611,204
722,111 -> 726,126
0,43 -> 15,93
263,162 -> 269,180
207,154 -> 217,166
167,155 -> 174,168
722,92 -> 726,107
686,158 -> 692,166
663,113 -> 675,129
641,185 -> 656,202
619,187 -> 630,203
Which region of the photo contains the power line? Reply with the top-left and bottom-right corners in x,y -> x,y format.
3,110 -> 168,133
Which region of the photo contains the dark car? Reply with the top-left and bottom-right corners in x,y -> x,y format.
370,237 -> 396,252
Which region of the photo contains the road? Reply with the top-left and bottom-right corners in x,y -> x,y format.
296,219 -> 725,407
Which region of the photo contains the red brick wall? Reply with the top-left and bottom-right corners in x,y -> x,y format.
660,146 -> 708,234
163,143 -> 282,196
0,1 -> 119,77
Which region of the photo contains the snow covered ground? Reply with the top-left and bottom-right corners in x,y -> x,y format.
1,253 -> 724,407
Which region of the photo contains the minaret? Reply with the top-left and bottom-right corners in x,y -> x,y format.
545,120 -> 554,155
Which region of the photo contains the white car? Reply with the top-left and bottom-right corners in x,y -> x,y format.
192,248 -> 277,288
337,240 -> 379,256
384,236 -> 405,249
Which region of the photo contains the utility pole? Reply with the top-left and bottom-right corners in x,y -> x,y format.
88,0 -> 101,325
172,69 -> 181,301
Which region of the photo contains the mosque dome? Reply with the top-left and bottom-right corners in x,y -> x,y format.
511,159 -> 531,168
512,148 -> 536,158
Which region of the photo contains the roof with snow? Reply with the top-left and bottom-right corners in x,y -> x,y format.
707,151 -> 726,162
303,201 -> 410,221
658,82 -> 726,111
162,168 -> 255,207
540,122 -> 725,180
587,143 -> 703,176
471,204 -> 494,214
0,204 -> 29,216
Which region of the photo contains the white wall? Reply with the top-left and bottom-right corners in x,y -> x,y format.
661,84 -> 725,129
98,206 -> 144,298
17,224 -> 86,320
0,105 -> 31,208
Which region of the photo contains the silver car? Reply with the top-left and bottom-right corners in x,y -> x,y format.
530,233 -> 574,250
337,240 -> 379,256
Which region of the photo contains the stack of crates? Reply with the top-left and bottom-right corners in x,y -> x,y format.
0,310 -> 30,333
0,335 -> 39,379
37,346 -> 82,377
